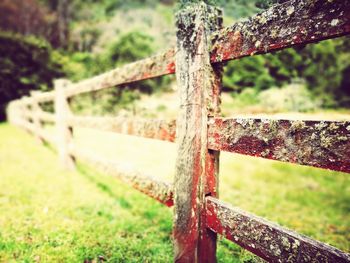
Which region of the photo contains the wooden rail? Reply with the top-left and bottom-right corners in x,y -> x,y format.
69,146 -> 174,207
206,197 -> 350,262
6,0 -> 350,262
208,118 -> 350,173
67,116 -> 176,142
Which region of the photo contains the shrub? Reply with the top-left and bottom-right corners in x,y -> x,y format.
258,83 -> 320,112
0,32 -> 63,121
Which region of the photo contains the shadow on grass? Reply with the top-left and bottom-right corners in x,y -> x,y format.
75,162 -> 133,209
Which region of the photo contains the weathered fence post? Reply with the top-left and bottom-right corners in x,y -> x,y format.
174,2 -> 222,262
30,91 -> 44,144
54,79 -> 75,170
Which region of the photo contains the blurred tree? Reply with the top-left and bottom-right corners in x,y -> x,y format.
223,56 -> 276,92
0,0 -> 61,47
0,33 -> 63,121
57,0 -> 70,48
223,38 -> 350,107
108,31 -> 154,66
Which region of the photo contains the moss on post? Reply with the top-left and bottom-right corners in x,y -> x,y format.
174,2 -> 222,262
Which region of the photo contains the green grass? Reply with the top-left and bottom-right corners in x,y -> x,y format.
0,123 -> 349,262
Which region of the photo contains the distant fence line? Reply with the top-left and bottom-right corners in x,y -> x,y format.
7,0 -> 350,262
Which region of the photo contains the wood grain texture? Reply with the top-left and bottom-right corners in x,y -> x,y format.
174,3 -> 222,262
208,117 -> 350,173
210,0 -> 350,63
206,197 -> 350,262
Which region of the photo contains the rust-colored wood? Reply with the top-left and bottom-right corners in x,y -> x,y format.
208,117 -> 350,173
65,49 -> 175,97
68,116 -> 176,142
54,79 -> 75,170
174,3 -> 222,262
206,197 -> 350,262
210,0 -> 350,63
69,146 -> 174,207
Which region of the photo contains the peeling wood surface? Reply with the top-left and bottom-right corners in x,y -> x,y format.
208,117 -> 350,173
174,3 -> 222,262
68,116 -> 176,142
206,197 -> 350,263
65,49 -> 175,97
69,146 -> 174,207
211,0 -> 350,63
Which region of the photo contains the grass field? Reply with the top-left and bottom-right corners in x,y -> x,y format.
0,122 -> 349,262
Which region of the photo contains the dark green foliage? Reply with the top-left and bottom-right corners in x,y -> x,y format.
69,31 -> 173,115
223,56 -> 276,92
108,31 -> 154,67
223,37 -> 350,107
0,32 -> 63,120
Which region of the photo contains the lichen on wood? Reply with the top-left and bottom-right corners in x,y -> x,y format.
65,49 -> 176,98
210,0 -> 350,63
208,117 -> 350,173
206,197 -> 350,262
174,2 -> 222,262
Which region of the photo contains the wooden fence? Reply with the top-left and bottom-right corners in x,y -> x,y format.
7,0 -> 350,262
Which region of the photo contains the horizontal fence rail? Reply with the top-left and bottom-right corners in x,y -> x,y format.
210,0 -> 350,62
14,118 -> 56,145
206,197 -> 350,263
208,118 -> 350,173
6,0 -> 350,262
69,146 -> 174,207
65,49 -> 175,98
68,116 -> 176,142
37,111 -> 55,123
